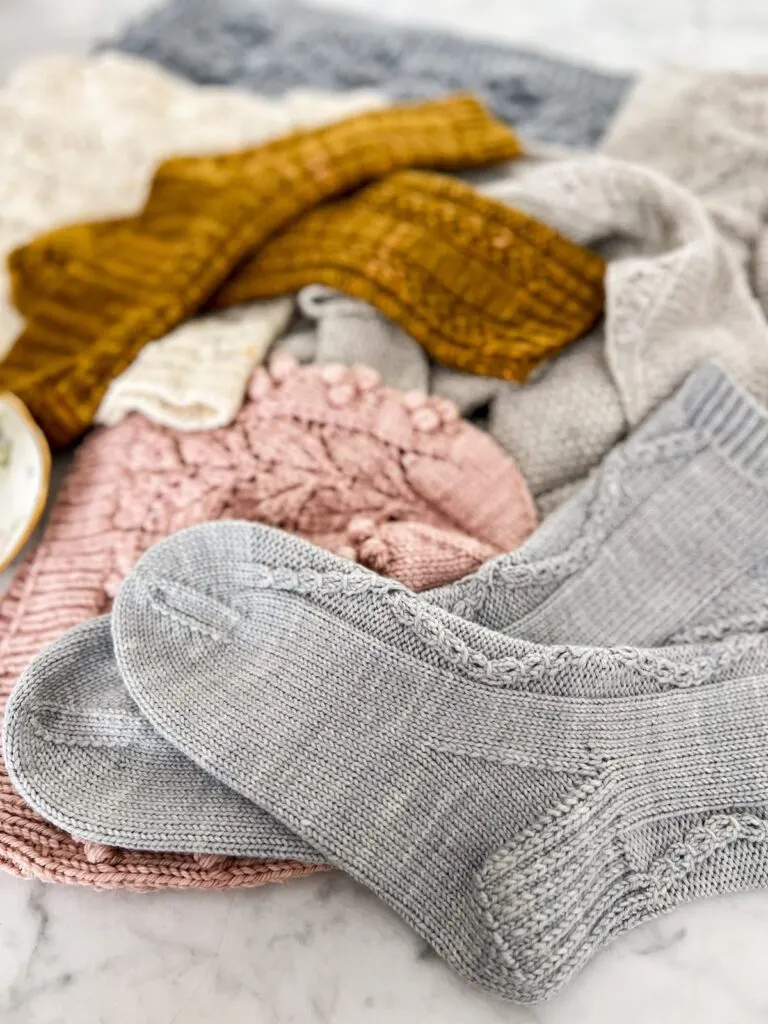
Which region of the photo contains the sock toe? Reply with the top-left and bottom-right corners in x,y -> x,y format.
4,616 -> 321,862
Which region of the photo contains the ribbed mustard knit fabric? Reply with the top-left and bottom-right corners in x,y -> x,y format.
212,170 -> 605,379
1,95 -> 601,445
3,95 -> 517,446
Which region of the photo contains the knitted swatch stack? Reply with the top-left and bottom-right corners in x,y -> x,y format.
5,0 -> 768,1007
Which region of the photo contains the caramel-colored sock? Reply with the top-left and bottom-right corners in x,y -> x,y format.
3,95 -> 519,447
211,170 -> 604,380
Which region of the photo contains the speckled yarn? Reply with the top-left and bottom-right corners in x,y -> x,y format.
0,357 -> 536,890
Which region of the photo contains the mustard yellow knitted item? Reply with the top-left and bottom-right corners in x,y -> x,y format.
213,170 -> 605,379
3,94 -> 518,447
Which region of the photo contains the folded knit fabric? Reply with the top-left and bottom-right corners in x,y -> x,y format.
3,94 -> 521,447
275,288 -> 506,413
208,169 -> 605,380
0,52 -> 384,362
107,0 -> 632,146
95,299 -> 293,430
290,285 -> 430,395
14,364 -> 768,877
0,357 -> 536,890
272,152 -> 768,511
600,67 -> 768,312
471,155 -> 768,508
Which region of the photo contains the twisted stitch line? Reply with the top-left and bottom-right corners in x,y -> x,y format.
445,428 -> 706,620
636,813 -> 768,899
238,560 -> 756,690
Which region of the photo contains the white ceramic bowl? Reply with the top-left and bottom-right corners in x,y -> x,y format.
0,393 -> 51,572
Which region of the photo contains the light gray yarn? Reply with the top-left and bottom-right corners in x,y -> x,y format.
108,519 -> 768,1002
104,0 -> 631,147
295,285 -> 430,394
3,616 -> 323,863
7,364 -> 768,1000
272,286 -> 501,416
431,363 -> 768,638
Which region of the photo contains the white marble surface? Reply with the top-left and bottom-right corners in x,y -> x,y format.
3,1 -> 768,1021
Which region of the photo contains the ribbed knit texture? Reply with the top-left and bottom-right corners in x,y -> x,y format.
106,0 -> 632,146
2,94 -> 522,447
258,141 -> 768,512
101,520 -> 768,1002
208,169 -> 604,379
95,299 -> 293,430
0,358 -> 536,888
0,52 -> 384,362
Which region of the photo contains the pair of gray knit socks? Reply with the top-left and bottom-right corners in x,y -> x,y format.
7,363 -> 768,1001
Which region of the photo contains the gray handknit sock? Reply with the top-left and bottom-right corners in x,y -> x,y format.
105,0 -> 631,147
2,616 -> 322,862
9,362 -> 768,869
431,362 -> 768,643
108,518 -> 768,1001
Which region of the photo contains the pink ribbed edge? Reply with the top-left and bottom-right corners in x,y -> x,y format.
0,356 -> 537,891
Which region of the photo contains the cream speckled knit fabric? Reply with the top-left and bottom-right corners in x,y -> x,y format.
0,53 -> 383,360
96,300 -> 293,430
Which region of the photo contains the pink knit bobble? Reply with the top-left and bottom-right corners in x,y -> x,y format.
434,397 -> 459,423
248,367 -> 273,399
347,516 -> 377,543
320,363 -> 348,385
268,351 -> 298,382
411,406 -> 441,433
402,389 -> 428,410
352,365 -> 381,392
83,841 -> 117,864
328,383 -> 356,407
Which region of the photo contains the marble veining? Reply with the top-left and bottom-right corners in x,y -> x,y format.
3,1 -> 768,1020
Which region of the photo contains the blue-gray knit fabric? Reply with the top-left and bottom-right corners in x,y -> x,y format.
104,0 -> 632,146
7,365 -> 768,1000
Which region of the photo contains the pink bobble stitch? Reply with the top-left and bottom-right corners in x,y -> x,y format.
434,397 -> 459,423
336,545 -> 357,561
320,363 -> 348,385
402,389 -> 428,410
269,351 -> 298,382
328,383 -> 356,407
347,515 -> 377,543
411,406 -> 441,433
83,841 -> 117,864
358,536 -> 390,572
248,367 -> 273,399
352,365 -> 381,392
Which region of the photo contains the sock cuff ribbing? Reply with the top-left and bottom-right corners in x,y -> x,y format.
680,362 -> 768,481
